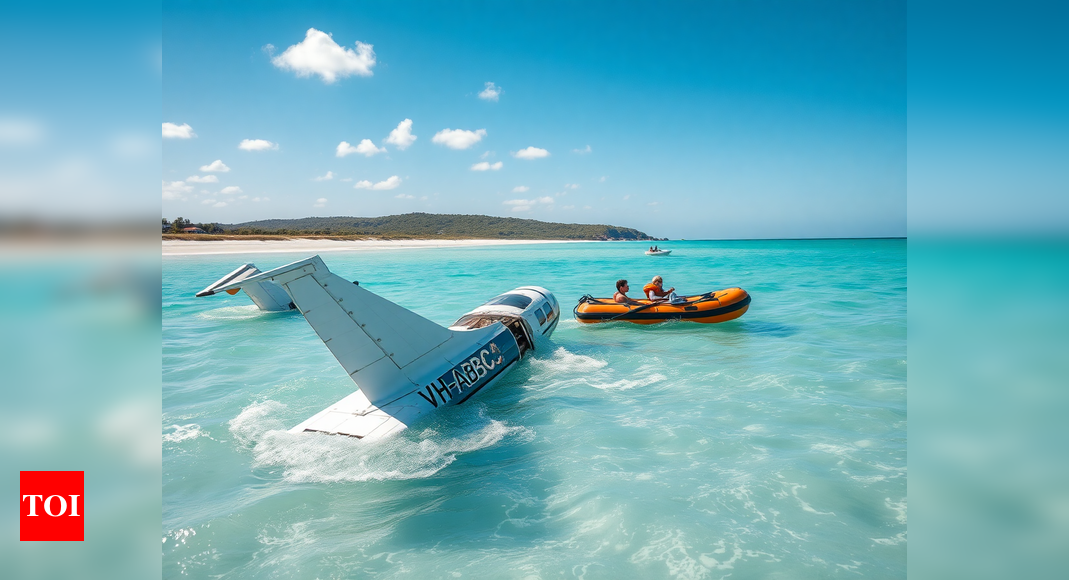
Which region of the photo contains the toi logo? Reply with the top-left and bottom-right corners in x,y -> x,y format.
20,471 -> 84,541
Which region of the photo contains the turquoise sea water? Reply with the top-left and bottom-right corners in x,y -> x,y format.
163,239 -> 905,579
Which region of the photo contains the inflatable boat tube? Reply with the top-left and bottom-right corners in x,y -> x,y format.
573,288 -> 750,324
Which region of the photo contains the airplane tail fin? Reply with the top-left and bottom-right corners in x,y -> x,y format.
214,255 -> 459,406
196,263 -> 294,311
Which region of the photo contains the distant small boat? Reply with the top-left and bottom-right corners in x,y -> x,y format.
645,249 -> 671,256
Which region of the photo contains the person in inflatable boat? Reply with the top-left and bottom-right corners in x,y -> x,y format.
614,279 -> 641,304
644,276 -> 685,304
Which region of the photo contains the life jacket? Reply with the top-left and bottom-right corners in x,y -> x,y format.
643,282 -> 667,299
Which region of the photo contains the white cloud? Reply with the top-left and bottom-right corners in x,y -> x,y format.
313,197 -> 327,207
271,28 -> 375,83
253,197 -> 269,202
162,122 -> 195,139
512,146 -> 549,160
353,176 -> 401,190
471,161 -> 503,171
355,139 -> 385,156
512,185 -> 529,193
372,176 -> 401,190
599,176 -> 607,182
572,145 -> 592,154
432,128 -> 486,150
385,119 -> 416,150
186,174 -> 218,183
562,205 -> 575,210
503,196 -> 554,212
394,193 -> 414,199
623,194 -> 630,200
478,82 -> 501,101
503,200 -> 531,211
220,186 -> 242,195
480,151 -> 493,159
314,171 -> 334,181
201,198 -> 216,205
648,201 -> 660,206
199,160 -> 230,172
238,139 -> 278,151
262,43 -> 276,55
565,183 -> 580,189
162,180 -> 192,201
213,201 -> 227,207
336,139 -> 385,157
341,177 -> 353,182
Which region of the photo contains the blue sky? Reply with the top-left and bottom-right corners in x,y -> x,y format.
0,1 -> 160,221
163,0 -> 905,239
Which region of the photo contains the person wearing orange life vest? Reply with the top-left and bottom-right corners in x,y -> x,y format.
643,275 -> 685,304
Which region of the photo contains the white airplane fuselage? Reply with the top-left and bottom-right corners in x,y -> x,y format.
199,255 -> 558,440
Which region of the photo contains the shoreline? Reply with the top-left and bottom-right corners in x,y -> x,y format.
162,238 -> 599,256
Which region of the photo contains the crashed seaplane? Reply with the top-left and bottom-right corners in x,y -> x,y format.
198,255 -> 559,440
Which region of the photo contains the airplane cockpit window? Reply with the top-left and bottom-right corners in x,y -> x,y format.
483,294 -> 533,309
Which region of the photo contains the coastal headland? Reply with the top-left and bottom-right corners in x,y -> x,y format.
162,212 -> 664,255
162,237 -> 595,256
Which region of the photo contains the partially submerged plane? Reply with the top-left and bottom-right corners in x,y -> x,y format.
197,263 -> 295,311
198,255 -> 559,440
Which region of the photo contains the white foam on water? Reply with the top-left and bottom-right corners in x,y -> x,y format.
228,400 -> 528,483
228,400 -> 288,446
529,347 -> 608,374
872,532 -> 907,546
810,442 -> 856,467
836,560 -> 863,573
629,528 -> 711,580
196,304 -> 270,321
589,372 -> 666,391
837,361 -> 866,374
886,497 -> 907,524
257,521 -> 318,551
164,527 -> 197,546
788,484 -> 835,516
698,539 -> 745,570
163,423 -> 210,442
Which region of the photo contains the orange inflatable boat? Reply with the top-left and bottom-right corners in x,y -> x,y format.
573,288 -> 751,324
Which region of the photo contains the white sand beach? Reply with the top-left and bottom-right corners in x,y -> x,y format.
162,238 -> 596,256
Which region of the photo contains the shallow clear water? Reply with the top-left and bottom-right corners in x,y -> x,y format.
163,239 -> 905,579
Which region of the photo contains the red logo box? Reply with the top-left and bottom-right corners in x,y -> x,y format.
20,471 -> 84,541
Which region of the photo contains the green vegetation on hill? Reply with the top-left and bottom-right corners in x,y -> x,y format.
203,213 -> 661,240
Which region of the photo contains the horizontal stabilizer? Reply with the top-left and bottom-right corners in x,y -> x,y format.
196,263 -> 295,311
196,264 -> 260,297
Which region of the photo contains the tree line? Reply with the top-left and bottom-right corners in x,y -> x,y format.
162,217 -> 223,234
162,213 -> 663,240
